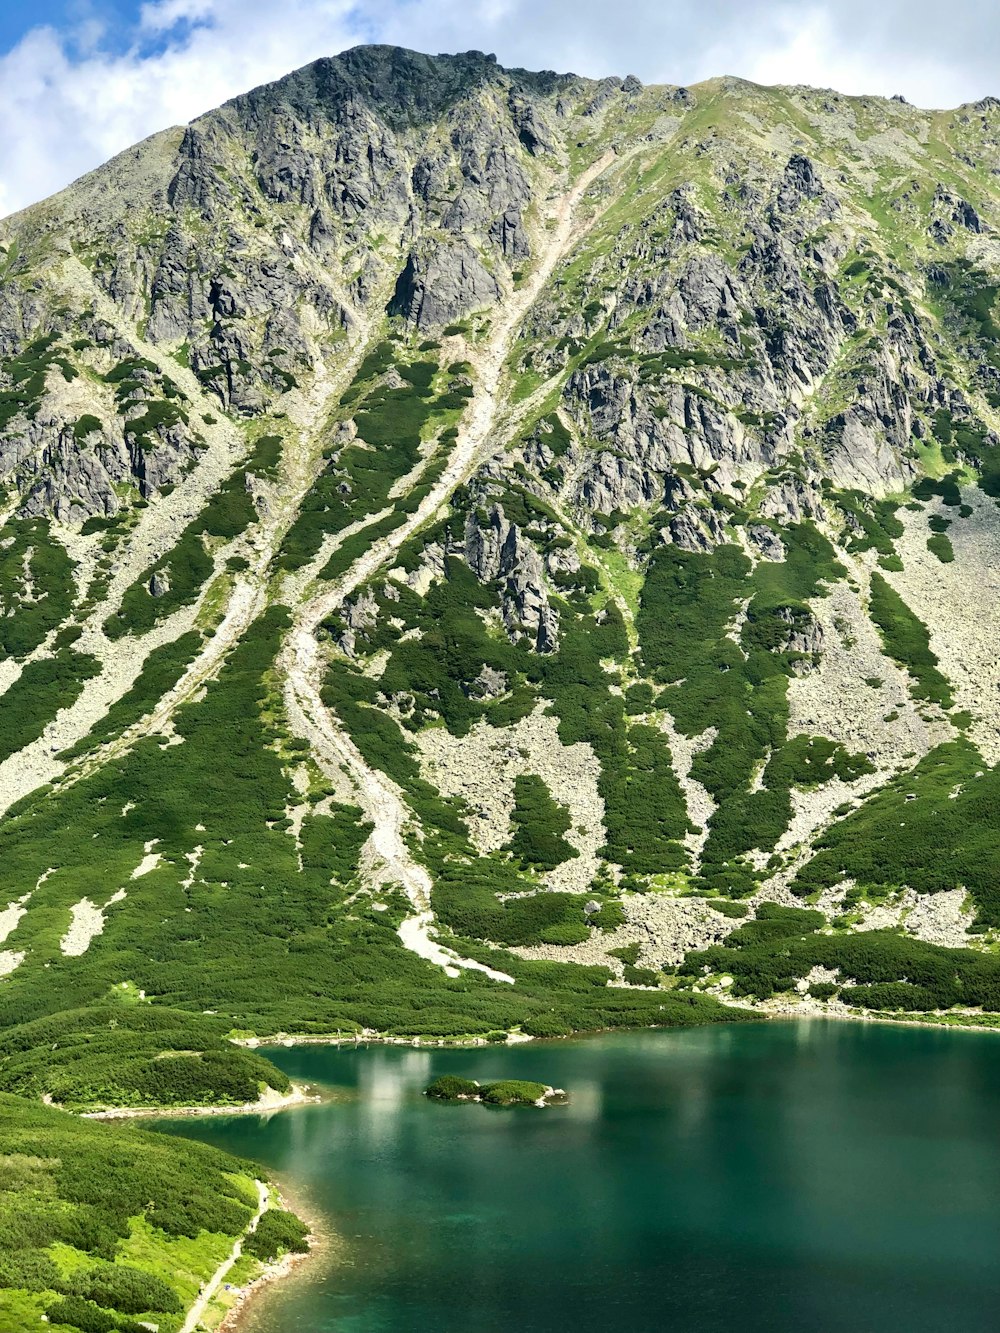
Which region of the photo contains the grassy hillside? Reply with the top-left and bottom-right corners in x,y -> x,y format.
5,52 -> 1000,1294
0,1093 -> 306,1333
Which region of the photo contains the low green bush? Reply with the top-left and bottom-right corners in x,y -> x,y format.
243,1209 -> 309,1261
0,520 -> 76,659
68,1264 -> 182,1315
927,532 -> 955,563
0,649 -> 99,762
479,1080 -> 547,1105
680,895 -> 1000,1010
426,1075 -> 479,1099
868,573 -> 953,707
45,1296 -> 144,1333
793,739 -> 1000,924
507,775 -> 578,871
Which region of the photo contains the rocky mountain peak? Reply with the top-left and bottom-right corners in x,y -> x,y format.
225,45 -> 512,132
1,50 -> 1000,1082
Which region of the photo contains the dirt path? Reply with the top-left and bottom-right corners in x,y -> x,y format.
180,1179 -> 268,1333
281,149 -> 634,979
284,624 -> 514,982
2,147 -> 640,980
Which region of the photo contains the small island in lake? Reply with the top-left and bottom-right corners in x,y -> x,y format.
425,1075 -> 566,1107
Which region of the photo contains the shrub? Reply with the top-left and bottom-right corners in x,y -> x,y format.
479,1080 -> 547,1105
73,414 -> 102,441
868,573 -> 953,707
506,775 -> 578,871
808,983 -> 838,1000
0,1248 -> 60,1291
793,739 -> 1000,925
927,532 -> 955,563
539,922 -> 590,946
710,900 -> 750,919
70,1264 -> 182,1315
426,1075 -> 479,1099
243,1209 -> 309,1262
623,964 -> 661,986
521,1017 -> 572,1038
46,1297 -> 143,1333
591,901 -> 626,930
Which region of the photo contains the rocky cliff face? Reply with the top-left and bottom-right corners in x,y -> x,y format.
2,48 -> 1000,1049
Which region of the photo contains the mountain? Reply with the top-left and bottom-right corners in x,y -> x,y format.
2,43 -> 1000,1110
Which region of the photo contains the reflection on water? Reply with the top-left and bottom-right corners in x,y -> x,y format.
158,1022 -> 1000,1333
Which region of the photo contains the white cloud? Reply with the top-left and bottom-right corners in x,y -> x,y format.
139,0 -> 219,29
0,0 -> 363,215
734,6 -> 976,109
0,0 -> 995,217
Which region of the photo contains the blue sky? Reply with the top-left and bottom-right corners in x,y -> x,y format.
0,0 -> 997,217
0,1 -> 151,54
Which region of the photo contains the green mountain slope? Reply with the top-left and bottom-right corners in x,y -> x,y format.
0,46 -> 999,1103
0,1092 -> 307,1333
9,40 -> 1000,1329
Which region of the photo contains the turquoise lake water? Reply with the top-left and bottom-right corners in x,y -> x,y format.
158,1020 -> 1000,1333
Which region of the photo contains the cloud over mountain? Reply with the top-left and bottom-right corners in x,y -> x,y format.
0,0 -> 997,215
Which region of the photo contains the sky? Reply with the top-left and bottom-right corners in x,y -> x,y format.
0,0 -> 997,216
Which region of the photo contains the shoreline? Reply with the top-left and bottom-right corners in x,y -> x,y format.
176,1007 -> 1000,1330
235,1029 -> 537,1049
232,1005 -> 1000,1053
80,1081 -> 323,1120
717,994 -> 1000,1036
217,1241 -> 314,1333
218,1174 -> 325,1333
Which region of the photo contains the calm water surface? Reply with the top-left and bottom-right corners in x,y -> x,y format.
158,1021 -> 1000,1333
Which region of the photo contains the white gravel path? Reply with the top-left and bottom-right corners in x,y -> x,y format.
280,149 -> 640,982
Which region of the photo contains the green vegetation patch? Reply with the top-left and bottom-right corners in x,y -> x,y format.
833,490 -> 904,556
763,734 -> 875,789
793,739 -> 1000,925
331,532 -> 692,884
927,532 -> 955,562
425,1076 -> 550,1105
480,1079 -> 549,1105
103,434 -> 281,639
242,1209 -> 309,1262
0,335 -> 76,430
100,357 -> 193,453
0,520 -> 76,659
279,344 -> 462,571
0,1005 -> 291,1110
506,775 -> 578,871
868,572 -> 953,707
679,900 -> 1000,1012
125,399 -> 188,452
580,337 -> 744,376
0,602 -> 735,1042
104,526 -> 212,640
0,1091 -> 280,1327
933,260 -> 1000,368
638,524 -> 846,889
426,1075 -> 480,1099
0,650 -> 100,763
73,415 -> 102,442
62,632 -> 203,759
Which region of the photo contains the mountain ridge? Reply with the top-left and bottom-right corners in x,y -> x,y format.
0,42 -> 999,1089
9,49 -> 1000,1321
9,47 -> 1000,236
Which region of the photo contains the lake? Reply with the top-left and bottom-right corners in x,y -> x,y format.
158,1020 -> 1000,1333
